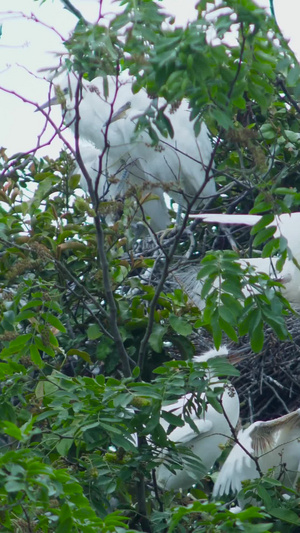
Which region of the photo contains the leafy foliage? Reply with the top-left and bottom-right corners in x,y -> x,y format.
1,0 -> 300,531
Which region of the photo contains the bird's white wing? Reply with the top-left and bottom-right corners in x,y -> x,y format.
189,213 -> 300,256
188,212 -> 300,304
244,410 -> 300,490
250,409 -> 300,454
189,213 -> 262,225
214,409 -> 300,498
213,426 -> 259,497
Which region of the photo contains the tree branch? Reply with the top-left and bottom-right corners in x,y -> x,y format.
72,73 -> 132,378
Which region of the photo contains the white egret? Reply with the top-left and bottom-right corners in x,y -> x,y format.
190,212 -> 300,305
74,140 -> 172,232
156,345 -> 240,491
213,408 -> 300,499
42,71 -> 216,231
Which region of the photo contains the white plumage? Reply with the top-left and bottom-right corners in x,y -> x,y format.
190,213 -> 300,253
74,139 -> 172,232
156,345 -> 240,491
190,212 -> 300,305
43,71 -> 216,231
213,408 -> 300,499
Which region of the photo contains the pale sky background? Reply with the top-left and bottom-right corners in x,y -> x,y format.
0,0 -> 299,158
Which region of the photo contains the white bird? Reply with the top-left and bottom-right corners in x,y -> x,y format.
155,345 -> 240,491
42,71 -> 216,231
73,140 -> 172,233
213,408 -> 300,500
190,212 -> 300,305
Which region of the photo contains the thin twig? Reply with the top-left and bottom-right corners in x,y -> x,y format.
276,78 -> 300,115
67,285 -> 114,340
263,377 -> 289,414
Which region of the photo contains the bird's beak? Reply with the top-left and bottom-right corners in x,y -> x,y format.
36,86 -> 68,112
103,101 -> 131,126
36,95 -> 60,111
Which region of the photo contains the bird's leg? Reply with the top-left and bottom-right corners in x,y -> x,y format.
175,203 -> 182,226
184,228 -> 196,259
219,224 -> 239,253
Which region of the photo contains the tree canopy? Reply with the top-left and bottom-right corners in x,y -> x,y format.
1,0 -> 300,531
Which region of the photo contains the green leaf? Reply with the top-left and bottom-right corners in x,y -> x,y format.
286,64 -> 300,86
201,277 -> 216,299
256,484 -> 272,508
0,421 -> 22,440
68,173 -> 81,189
20,299 -> 43,310
56,438 -> 73,456
211,313 -> 222,349
197,263 -> 218,278
161,411 -> 184,427
262,238 -> 279,258
32,176 -> 57,206
87,324 -> 102,340
129,384 -> 162,399
132,366 -> 140,378
212,108 -> 232,129
170,335 -> 195,359
15,310 -> 37,322
206,391 -> 223,413
0,362 -> 26,379
219,316 -> 238,342
5,480 -> 26,492
169,315 -> 193,336
252,227 -> 276,247
34,336 -> 55,357
41,312 -> 66,333
2,310 -> 15,328
284,130 -> 300,143
30,344 -> 44,368
232,95 -> 246,109
268,507 -> 300,525
152,366 -> 168,375
250,321 -> 264,352
149,324 -> 167,353
9,333 -> 32,348
260,123 -> 276,140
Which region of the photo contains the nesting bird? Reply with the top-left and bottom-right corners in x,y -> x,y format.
41,71 -> 216,231
156,346 -> 240,491
213,408 -> 300,499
